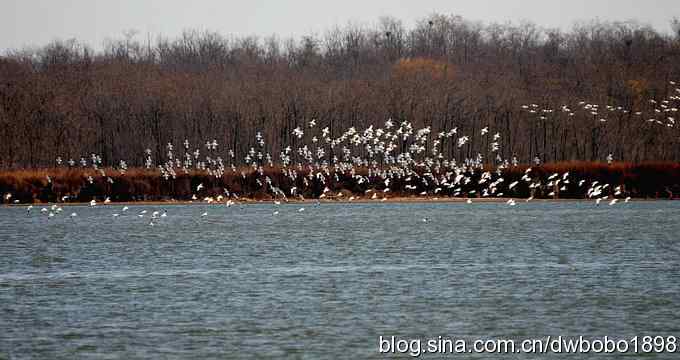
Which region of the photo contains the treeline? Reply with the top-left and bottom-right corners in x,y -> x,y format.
1,14 -> 680,168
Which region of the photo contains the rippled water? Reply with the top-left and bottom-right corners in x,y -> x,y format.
1,201 -> 679,359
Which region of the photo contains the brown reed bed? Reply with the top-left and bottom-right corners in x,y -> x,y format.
1,162 -> 679,204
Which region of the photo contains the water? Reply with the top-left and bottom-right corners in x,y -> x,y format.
1,201 -> 679,359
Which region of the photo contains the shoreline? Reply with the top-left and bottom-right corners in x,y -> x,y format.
1,196 -> 671,207
2,162 -> 680,205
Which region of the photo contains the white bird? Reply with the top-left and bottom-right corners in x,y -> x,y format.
89,199 -> 96,207
197,183 -> 204,191
200,211 -> 208,217
122,206 -> 129,212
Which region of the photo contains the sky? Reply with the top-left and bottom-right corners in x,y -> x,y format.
1,0 -> 678,50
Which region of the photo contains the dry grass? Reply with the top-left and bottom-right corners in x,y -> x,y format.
1,161 -> 679,204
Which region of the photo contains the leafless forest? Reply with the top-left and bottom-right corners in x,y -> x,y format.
1,14 -> 680,169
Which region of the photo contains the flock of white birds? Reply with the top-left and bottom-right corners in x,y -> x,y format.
3,81 -> 679,221
15,183 -> 634,226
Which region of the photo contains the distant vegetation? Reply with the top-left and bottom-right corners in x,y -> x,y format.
1,14 -> 680,204
2,162 -> 680,203
1,14 -> 680,169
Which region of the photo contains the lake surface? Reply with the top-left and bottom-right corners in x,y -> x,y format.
1,201 -> 679,359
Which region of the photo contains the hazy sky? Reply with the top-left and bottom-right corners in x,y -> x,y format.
2,0 -> 678,50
